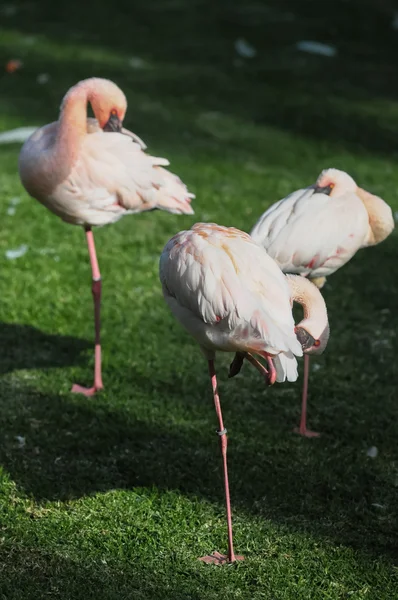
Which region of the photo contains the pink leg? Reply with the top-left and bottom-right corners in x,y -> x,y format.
199,360 -> 244,565
229,352 -> 275,386
266,357 -> 277,385
245,353 -> 268,381
71,227 -> 104,397
293,354 -> 320,438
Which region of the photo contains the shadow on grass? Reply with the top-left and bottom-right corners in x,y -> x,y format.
0,545 -> 197,600
1,0 -> 398,160
1,375 -> 397,566
0,240 -> 398,564
0,322 -> 91,375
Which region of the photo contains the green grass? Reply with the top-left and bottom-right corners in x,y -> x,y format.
1,0 -> 398,598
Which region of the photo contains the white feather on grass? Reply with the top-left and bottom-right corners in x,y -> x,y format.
0,127 -> 38,144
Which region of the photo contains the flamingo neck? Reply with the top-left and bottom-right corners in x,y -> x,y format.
286,274 -> 329,341
56,82 -> 93,160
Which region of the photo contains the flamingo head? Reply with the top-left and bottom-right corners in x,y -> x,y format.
295,322 -> 329,355
87,79 -> 127,132
314,168 -> 357,198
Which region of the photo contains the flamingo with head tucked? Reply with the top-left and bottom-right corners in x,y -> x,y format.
18,77 -> 194,396
160,222 -> 329,564
249,168 -> 394,436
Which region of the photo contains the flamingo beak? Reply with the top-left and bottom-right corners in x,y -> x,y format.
295,327 -> 316,351
103,113 -> 122,132
314,184 -> 333,195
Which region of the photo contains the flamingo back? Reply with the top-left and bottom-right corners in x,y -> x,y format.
160,223 -> 303,360
250,186 -> 370,278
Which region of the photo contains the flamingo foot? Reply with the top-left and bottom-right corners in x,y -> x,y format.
71,383 -> 103,397
293,426 -> 321,438
198,551 -> 244,565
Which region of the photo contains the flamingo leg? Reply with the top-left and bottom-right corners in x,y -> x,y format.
245,353 -> 268,379
293,354 -> 320,438
71,227 -> 104,396
199,360 -> 244,565
265,357 -> 277,385
229,352 -> 275,386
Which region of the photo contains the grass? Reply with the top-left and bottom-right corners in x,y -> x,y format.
1,0 -> 398,598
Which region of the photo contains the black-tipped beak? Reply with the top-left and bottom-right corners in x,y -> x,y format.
103,113 -> 122,132
295,327 -> 316,351
314,184 -> 334,195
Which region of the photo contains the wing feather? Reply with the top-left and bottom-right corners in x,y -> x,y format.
57,128 -> 194,224
160,224 -> 302,357
251,187 -> 370,277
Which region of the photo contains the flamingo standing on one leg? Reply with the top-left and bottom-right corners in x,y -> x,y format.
18,78 -> 194,396
249,168 -> 394,437
159,222 -> 329,564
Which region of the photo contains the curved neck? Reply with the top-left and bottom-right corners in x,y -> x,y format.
57,84 -> 90,150
356,187 -> 394,245
41,83 -> 93,185
286,274 -> 328,338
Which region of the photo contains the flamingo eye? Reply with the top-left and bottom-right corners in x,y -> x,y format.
314,339 -> 321,347
329,183 -> 335,189
110,109 -> 118,116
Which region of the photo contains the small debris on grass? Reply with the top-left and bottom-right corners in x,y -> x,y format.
15,435 -> 26,448
7,196 -> 21,216
38,247 -> 55,255
128,57 -> 148,69
296,41 -> 337,57
37,73 -> 50,84
312,363 -> 322,372
6,245 -> 28,260
234,38 -> 257,58
5,59 -> 23,73
0,127 -> 37,144
371,503 -> 385,509
37,247 -> 60,261
366,446 -> 378,459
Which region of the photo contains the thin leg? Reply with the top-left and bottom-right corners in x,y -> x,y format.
199,360 -> 244,565
293,354 -> 320,438
245,353 -> 268,380
71,227 -> 104,396
229,352 -> 275,386
265,357 -> 277,385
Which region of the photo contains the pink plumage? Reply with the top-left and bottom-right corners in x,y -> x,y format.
160,222 -> 329,563
250,168 -> 394,436
18,77 -> 195,396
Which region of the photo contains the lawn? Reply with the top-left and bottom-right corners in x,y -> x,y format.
1,0 -> 398,598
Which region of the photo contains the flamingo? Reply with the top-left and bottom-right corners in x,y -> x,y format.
249,168 -> 394,437
159,222 -> 329,564
18,78 -> 194,396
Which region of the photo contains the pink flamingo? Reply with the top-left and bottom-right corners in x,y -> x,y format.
18,78 -> 194,396
160,223 -> 329,564
250,168 -> 394,436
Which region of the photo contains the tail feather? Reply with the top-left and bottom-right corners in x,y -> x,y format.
150,167 -> 195,215
273,351 -> 298,383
